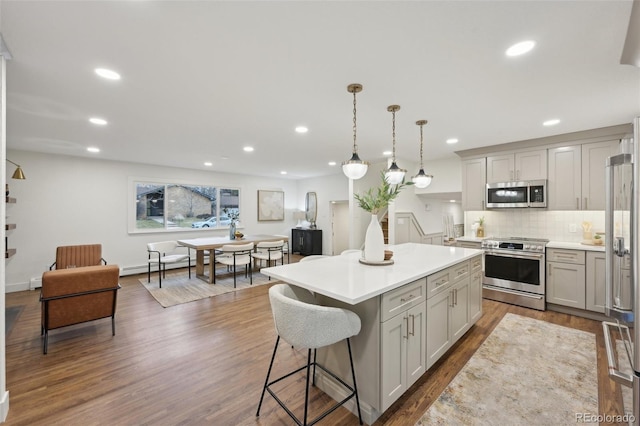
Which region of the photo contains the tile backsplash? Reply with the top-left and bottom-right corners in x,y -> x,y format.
464,210 -> 605,242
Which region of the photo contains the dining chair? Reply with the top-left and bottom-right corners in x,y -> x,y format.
252,240 -> 284,279
147,241 -> 191,288
256,283 -> 363,425
274,234 -> 290,263
215,242 -> 254,287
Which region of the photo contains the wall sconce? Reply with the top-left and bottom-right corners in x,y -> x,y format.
7,159 -> 25,180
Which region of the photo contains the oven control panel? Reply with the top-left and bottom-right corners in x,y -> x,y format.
481,239 -> 546,253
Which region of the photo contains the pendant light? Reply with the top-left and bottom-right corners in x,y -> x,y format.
384,105 -> 406,184
412,120 -> 433,189
342,83 -> 368,180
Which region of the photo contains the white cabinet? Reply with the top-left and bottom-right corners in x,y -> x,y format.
486,149 -> 547,183
380,280 -> 426,411
461,158 -> 486,211
426,255 -> 482,369
548,140 -> 619,210
546,248 -> 585,309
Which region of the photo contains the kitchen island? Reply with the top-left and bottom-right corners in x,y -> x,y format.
262,243 -> 483,424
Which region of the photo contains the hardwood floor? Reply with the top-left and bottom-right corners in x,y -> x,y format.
3,262 -> 628,425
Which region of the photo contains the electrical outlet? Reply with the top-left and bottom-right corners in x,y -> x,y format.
569,224 -> 577,233
425,204 -> 431,211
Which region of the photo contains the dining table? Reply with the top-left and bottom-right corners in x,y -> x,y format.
177,234 -> 288,284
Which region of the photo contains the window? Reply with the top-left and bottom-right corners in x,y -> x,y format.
132,180 -> 240,233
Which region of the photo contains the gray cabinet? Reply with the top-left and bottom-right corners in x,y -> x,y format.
546,248 -> 585,309
380,279 -> 426,411
461,158 -> 486,211
426,255 -> 481,369
548,140 -> 619,210
585,251 -> 606,313
486,149 -> 547,183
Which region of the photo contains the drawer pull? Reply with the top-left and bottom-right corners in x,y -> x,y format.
436,279 -> 447,287
400,294 -> 415,303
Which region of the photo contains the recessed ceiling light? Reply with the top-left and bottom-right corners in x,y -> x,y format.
383,151 -> 392,156
89,117 -> 107,125
295,126 -> 308,133
328,161 -> 336,166
450,200 -> 456,203
280,171 -> 287,175
543,119 -> 560,126
243,146 -> 254,152
446,138 -> 459,144
87,147 -> 100,153
204,162 -> 212,167
506,40 -> 535,57
94,68 -> 121,80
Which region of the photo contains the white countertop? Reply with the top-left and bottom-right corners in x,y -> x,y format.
547,241 -> 605,252
454,236 -> 485,243
262,243 -> 482,305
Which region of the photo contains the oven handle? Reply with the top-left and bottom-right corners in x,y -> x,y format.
484,250 -> 544,261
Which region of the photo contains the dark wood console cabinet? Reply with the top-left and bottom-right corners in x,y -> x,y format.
291,228 -> 322,256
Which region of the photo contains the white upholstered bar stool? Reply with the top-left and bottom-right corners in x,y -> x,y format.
340,249 -> 362,256
256,284 -> 363,425
299,255 -> 329,262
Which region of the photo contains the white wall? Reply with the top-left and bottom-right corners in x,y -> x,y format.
413,157 -> 462,195
5,150 -> 303,291
295,173 -> 349,255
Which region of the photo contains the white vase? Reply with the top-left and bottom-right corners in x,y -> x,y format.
364,214 -> 385,262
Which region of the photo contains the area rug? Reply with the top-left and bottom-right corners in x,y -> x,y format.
417,313 -> 598,425
140,270 -> 274,308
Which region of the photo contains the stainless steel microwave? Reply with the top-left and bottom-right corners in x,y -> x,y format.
486,179 -> 547,208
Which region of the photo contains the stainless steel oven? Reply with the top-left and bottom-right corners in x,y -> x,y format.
482,237 -> 548,311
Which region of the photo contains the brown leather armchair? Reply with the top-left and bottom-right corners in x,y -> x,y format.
49,244 -> 107,270
40,264 -> 121,354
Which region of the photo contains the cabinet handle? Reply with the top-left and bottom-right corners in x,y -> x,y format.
400,294 -> 415,303
436,279 -> 447,287
510,170 -> 514,180
409,314 -> 415,336
576,197 -> 580,210
454,288 -> 458,305
450,291 -> 455,307
404,316 -> 409,339
584,197 -> 588,210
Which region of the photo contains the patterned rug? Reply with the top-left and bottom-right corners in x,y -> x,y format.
140,269 -> 274,307
417,313 -> 598,425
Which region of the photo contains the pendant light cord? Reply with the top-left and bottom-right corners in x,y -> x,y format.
391,108 -> 397,161
419,123 -> 424,168
352,89 -> 358,154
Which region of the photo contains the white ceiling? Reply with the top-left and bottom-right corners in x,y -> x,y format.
1,1 -> 639,180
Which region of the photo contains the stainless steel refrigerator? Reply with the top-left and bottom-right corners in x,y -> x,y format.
603,116 -> 640,425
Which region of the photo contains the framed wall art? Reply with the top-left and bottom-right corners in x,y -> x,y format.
257,190 -> 284,221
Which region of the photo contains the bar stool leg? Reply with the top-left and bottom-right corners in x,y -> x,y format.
347,338 -> 363,425
256,336 -> 280,416
303,349 -> 312,426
